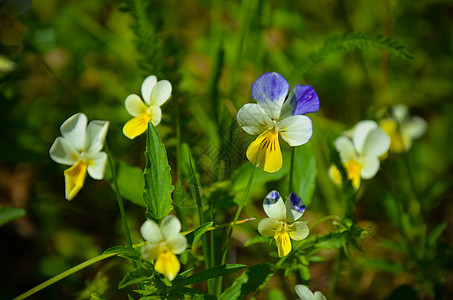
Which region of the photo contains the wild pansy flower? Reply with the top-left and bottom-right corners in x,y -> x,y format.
49,113 -> 109,200
258,190 -> 309,257
123,75 -> 172,139
237,72 -> 319,173
140,215 -> 188,281
295,284 -> 327,300
329,120 -> 390,189
379,105 -> 426,153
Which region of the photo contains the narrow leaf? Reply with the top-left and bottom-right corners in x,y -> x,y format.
173,264 -> 246,287
0,206 -> 26,227
185,222 -> 213,248
143,123 -> 174,222
292,143 -> 317,206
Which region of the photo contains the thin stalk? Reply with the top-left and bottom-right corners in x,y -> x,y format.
288,146 -> 296,193
217,146 -> 261,295
329,249 -> 344,299
174,99 -> 187,230
13,253 -> 117,300
105,144 -> 133,247
188,151 -> 213,293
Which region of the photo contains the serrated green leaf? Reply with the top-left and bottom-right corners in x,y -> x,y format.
185,222 -> 213,248
119,267 -> 152,289
0,206 -> 26,227
219,264 -> 273,300
292,143 -> 317,206
173,264 -> 246,287
143,123 -> 174,222
105,161 -> 145,207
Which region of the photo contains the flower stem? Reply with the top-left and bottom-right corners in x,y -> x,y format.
288,146 -> 295,193
13,253 -> 117,300
216,145 -> 261,295
105,144 -> 133,248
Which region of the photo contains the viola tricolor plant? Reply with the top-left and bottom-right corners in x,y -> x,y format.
237,72 -> 319,172
123,75 -> 172,139
49,113 -> 109,200
258,190 -> 309,257
379,105 -> 426,153
329,120 -> 390,188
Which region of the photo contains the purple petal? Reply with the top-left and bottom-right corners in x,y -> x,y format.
285,192 -> 305,221
281,85 -> 319,118
251,72 -> 289,106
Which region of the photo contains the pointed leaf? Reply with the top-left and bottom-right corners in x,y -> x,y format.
0,206 -> 26,227
173,264 -> 246,287
143,123 -> 174,222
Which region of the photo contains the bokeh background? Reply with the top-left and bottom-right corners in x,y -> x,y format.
1,0 -> 452,299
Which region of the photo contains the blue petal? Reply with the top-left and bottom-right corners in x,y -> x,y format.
251,72 -> 289,119
280,85 -> 319,118
264,190 -> 281,207
285,192 -> 305,221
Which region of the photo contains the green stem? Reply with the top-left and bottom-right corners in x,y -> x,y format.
309,215 -> 342,230
288,146 -> 296,194
13,253 -> 117,300
329,249 -> 344,299
188,151 -> 213,293
105,144 -> 133,247
217,146 -> 261,295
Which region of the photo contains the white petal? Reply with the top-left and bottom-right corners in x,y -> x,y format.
257,218 -> 281,237
160,215 -> 182,239
263,190 -> 286,220
141,243 -> 161,260
86,121 -> 109,153
361,127 -> 390,157
141,75 -> 157,105
60,113 -> 88,151
86,152 -> 108,180
334,136 -> 357,163
405,116 -> 426,139
392,105 -> 408,124
276,115 -> 313,146
352,120 -> 378,154
288,221 -> 309,240
295,285 -> 314,300
49,137 -> 79,165
313,292 -> 327,300
150,80 -> 172,107
285,193 -> 305,222
149,105 -> 162,126
237,103 -> 274,135
167,234 -> 188,254
125,94 -> 148,117
140,219 -> 163,243
360,155 -> 380,179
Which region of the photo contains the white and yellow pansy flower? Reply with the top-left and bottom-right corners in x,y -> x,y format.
237,72 -> 319,173
49,113 -> 109,201
140,215 -> 188,281
123,75 -> 172,139
329,120 -> 390,189
295,284 -> 327,300
258,190 -> 309,257
379,105 -> 427,153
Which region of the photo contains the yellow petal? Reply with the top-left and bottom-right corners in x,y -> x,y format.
64,161 -> 87,201
274,231 -> 291,257
246,129 -> 282,173
123,114 -> 151,139
329,161 -> 362,189
154,251 -> 180,281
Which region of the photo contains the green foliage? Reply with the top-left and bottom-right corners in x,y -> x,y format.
292,143 -> 317,206
0,206 -> 25,227
105,161 -> 145,207
219,264 -> 273,300
143,123 -> 174,222
172,264 -> 246,287
293,32 -> 414,77
185,222 -> 214,249
119,267 -> 153,289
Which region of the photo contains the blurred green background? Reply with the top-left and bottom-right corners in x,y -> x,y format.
1,0 -> 452,299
